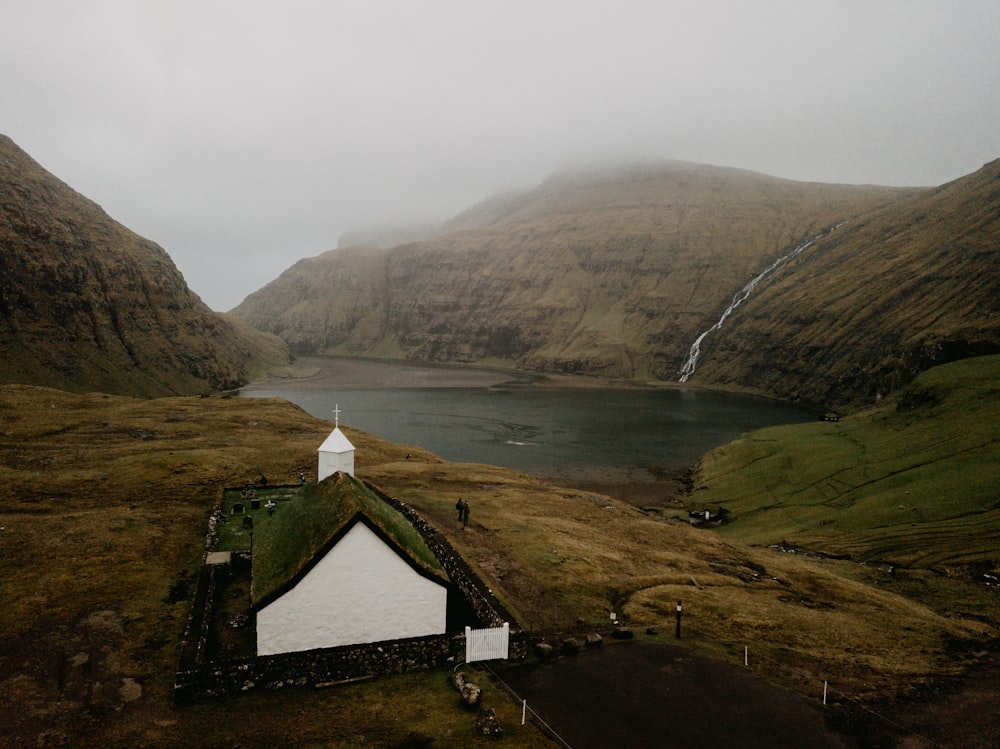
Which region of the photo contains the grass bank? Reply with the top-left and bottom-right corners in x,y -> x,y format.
691,355 -> 1000,569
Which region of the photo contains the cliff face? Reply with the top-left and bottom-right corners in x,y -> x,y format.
233,161 -> 917,383
0,135 -> 288,396
691,159 -> 1000,408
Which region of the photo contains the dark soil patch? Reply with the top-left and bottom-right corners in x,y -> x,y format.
497,641 -> 852,749
537,466 -> 691,511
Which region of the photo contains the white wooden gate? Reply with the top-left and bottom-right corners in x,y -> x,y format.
464,622 -> 510,663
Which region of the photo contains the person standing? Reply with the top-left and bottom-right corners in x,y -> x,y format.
456,498 -> 465,521
462,500 -> 470,526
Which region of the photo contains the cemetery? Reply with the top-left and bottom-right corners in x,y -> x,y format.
174,416 -> 523,702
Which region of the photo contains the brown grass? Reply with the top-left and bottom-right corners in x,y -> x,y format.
0,383 -> 995,746
364,460 -> 991,701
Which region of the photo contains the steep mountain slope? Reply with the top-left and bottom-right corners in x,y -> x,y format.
233,162 -> 914,381
0,134 -> 289,396
690,158 -> 1000,407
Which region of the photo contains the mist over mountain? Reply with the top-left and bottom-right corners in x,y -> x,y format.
0,134 -> 289,397
233,160 -> 945,407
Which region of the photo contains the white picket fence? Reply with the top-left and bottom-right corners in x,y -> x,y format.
465,622 -> 510,663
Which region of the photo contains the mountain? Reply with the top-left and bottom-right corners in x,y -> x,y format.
0,134 -> 289,396
692,158 -> 1000,407
232,160 -> 918,393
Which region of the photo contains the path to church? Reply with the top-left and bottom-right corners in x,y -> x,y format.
496,641 -> 850,749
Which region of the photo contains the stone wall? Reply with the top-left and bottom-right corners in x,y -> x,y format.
364,481 -> 519,630
175,632 -> 462,703
177,563 -> 218,667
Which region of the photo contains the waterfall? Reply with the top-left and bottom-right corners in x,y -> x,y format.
677,223 -> 846,383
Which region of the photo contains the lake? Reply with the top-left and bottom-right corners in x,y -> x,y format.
240,357 -> 816,488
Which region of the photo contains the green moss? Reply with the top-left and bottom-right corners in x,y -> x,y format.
247,474 -> 445,605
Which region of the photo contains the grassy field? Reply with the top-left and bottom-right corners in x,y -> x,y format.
690,355 -> 1000,569
0,387 -> 555,747
1,357 -> 998,746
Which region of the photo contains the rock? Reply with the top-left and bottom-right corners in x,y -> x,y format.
79,610 -> 124,635
585,633 -> 603,648
534,641 -> 555,659
612,627 -> 634,640
69,652 -> 90,667
450,671 -> 482,707
646,626 -> 660,636
562,637 -> 585,654
474,707 -> 502,737
119,677 -> 142,703
459,681 -> 482,707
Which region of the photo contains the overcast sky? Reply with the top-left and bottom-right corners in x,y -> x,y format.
3,1 -> 998,311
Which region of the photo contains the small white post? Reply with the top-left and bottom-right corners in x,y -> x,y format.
522,699 -> 527,726
744,646 -> 748,666
823,681 -> 828,706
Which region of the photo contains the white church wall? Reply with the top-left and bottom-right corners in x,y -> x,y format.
256,522 -> 447,656
317,450 -> 354,481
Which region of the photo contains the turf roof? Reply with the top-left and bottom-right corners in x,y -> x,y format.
250,473 -> 446,607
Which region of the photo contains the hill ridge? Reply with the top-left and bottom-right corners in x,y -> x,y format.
0,134 -> 289,396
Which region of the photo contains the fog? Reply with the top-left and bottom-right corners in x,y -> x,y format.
3,1 -> 998,310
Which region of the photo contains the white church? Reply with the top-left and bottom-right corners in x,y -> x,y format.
254,406 -> 450,656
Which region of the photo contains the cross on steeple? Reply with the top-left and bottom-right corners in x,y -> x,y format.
332,403 -> 341,427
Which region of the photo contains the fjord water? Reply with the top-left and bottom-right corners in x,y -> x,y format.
241,368 -> 816,484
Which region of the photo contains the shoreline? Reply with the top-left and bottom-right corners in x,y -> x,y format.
243,354 -> 784,400
242,355 -> 535,391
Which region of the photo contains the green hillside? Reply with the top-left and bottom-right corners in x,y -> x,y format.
691,355 -> 1000,568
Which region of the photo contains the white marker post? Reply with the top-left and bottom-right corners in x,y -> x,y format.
744,646 -> 748,666
823,681 -> 828,706
522,699 -> 527,726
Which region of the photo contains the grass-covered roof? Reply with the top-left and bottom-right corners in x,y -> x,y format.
251,473 -> 446,607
